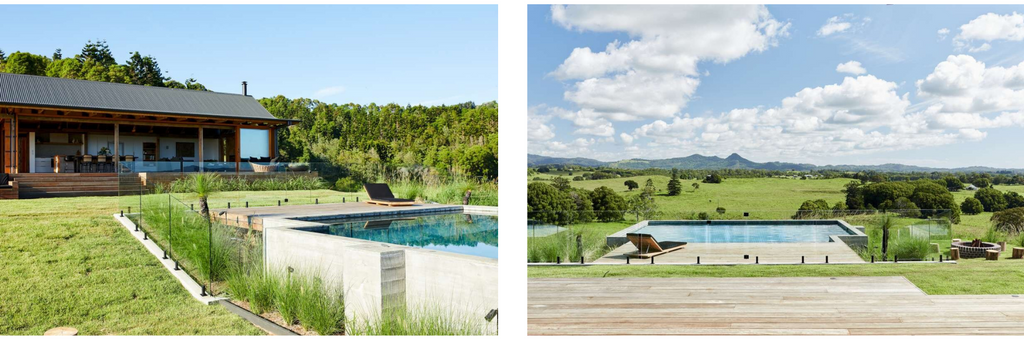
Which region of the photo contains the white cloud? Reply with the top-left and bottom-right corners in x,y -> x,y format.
312,86 -> 345,98
938,28 -> 950,41
969,43 -> 992,53
620,133 -> 634,144
527,105 -> 556,141
836,60 -> 866,75
916,55 -> 1024,124
626,73 -> 991,160
547,106 -> 616,137
818,16 -> 852,36
954,12 -> 1024,52
548,5 -> 789,121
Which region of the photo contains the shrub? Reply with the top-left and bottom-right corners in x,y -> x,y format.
334,177 -> 362,192
1005,191 -> 1024,209
793,199 -> 830,219
698,212 -> 710,220
716,207 -> 726,215
961,197 -> 984,215
702,173 -> 723,184
974,178 -> 991,189
551,177 -> 571,191
991,206 -> 1024,236
975,187 -> 1007,212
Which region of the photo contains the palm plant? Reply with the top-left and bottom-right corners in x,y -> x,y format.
189,173 -> 221,220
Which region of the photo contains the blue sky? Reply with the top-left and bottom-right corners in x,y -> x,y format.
528,5 -> 1024,168
0,5 -> 497,106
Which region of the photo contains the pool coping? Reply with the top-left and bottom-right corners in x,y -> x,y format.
261,205 -> 499,264
607,219 -> 868,249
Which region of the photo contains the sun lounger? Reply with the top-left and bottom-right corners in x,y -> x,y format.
363,183 -> 415,206
626,233 -> 686,258
0,173 -> 11,189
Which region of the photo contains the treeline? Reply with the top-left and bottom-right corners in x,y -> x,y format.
0,40 -> 207,90
528,179 -> 660,226
261,96 -> 498,181
531,165 -> 785,180
791,179 -> 962,223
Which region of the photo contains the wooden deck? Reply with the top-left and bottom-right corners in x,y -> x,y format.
528,277 -> 1024,335
597,242 -> 866,264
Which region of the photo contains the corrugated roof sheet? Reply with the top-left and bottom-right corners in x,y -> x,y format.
0,73 -> 282,121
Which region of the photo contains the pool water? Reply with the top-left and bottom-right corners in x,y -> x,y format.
637,223 -> 853,243
303,213 -> 498,259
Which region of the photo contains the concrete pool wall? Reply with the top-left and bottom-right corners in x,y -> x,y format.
262,205 -> 498,333
608,219 -> 868,249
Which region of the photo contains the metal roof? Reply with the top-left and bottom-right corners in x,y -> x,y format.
0,73 -> 285,122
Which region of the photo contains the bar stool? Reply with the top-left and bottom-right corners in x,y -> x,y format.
82,155 -> 94,173
96,155 -> 108,173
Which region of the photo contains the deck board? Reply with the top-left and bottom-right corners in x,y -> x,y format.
528,276 -> 1024,335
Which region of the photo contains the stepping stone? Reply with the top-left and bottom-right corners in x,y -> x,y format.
44,327 -> 78,336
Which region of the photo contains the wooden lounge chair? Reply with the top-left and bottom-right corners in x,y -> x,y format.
363,183 -> 415,207
0,173 -> 11,189
626,233 -> 687,258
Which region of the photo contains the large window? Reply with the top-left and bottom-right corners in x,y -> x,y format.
239,128 -> 269,159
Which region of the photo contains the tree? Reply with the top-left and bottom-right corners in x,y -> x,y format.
572,176 -> 584,181
943,176 -> 964,191
568,189 -> 595,224
626,191 -> 658,221
126,51 -> 166,86
52,48 -> 62,60
667,177 -> 682,196
527,182 -> 575,225
624,180 -> 639,191
961,197 -> 984,215
991,207 -> 1024,235
703,173 -> 723,184
975,187 -> 1007,212
1005,191 -> 1024,209
551,176 -> 571,191
591,186 -> 627,222
0,48 -> 5,63
794,199 -> 830,219
692,182 -> 699,190
79,39 -> 116,66
188,173 -> 220,221
3,52 -> 49,75
973,178 -> 992,189
643,178 -> 656,195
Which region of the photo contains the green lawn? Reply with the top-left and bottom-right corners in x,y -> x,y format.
527,252 -> 1024,295
0,190 -> 361,335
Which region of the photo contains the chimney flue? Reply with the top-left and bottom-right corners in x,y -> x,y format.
242,81 -> 248,96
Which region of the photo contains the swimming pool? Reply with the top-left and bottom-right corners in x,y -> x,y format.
635,222 -> 855,243
300,213 -> 498,259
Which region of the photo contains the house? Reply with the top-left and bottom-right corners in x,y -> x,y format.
965,184 -> 979,191
0,73 -> 297,198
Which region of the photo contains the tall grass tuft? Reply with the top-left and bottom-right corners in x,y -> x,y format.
527,225 -> 608,263
345,304 -> 485,335
294,276 -> 346,335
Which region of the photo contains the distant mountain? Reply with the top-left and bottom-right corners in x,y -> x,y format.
527,153 -> 1023,173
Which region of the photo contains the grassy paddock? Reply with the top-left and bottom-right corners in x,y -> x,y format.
0,196 -> 261,335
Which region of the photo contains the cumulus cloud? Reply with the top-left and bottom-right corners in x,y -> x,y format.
626,73 -> 999,160
817,16 -> 852,36
916,54 -> 1024,120
938,28 -> 950,40
527,105 -> 556,141
954,12 -> 1024,51
620,133 -> 634,144
836,60 -> 866,75
548,5 -> 789,121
